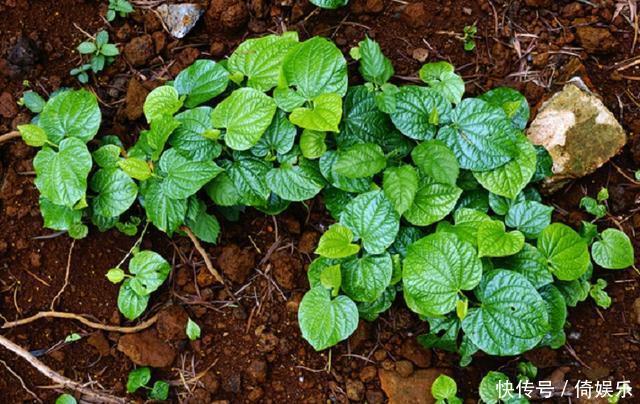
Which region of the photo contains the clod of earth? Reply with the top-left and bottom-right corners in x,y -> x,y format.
527,79 -> 627,192
378,368 -> 449,404
156,3 -> 205,39
117,329 -> 177,368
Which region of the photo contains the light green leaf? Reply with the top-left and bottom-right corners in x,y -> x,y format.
174,59 -> 229,107
118,279 -> 150,320
227,33 -> 299,91
18,124 -> 47,147
290,93 -> 342,132
462,270 -> 549,356
333,143 -> 386,179
300,129 -> 327,159
315,224 -> 360,259
320,264 -> 342,296
33,138 -> 92,207
431,374 -> 458,400
106,267 -> 125,284
403,177 -> 462,227
186,318 -> 201,340
437,99 -> 517,171
282,36 -> 348,99
126,367 -> 151,393
140,179 -> 188,234
93,144 -> 121,168
212,87 -> 277,150
477,220 -> 525,258
266,159 -> 325,202
479,87 -> 530,130
170,107 -> 220,162
592,228 -> 635,269
403,232 -> 482,316
340,190 -> 400,255
55,394 -> 77,404
473,135 -> 536,199
22,90 -> 46,113
390,86 -> 452,140
411,139 -> 459,185
128,250 -> 171,296
342,253 -> 393,302
118,158 -> 151,181
143,86 -> 183,122
479,371 -> 510,404
505,200 -> 553,239
273,87 -> 306,112
355,36 -> 393,85
589,278 -> 612,309
419,61 -> 465,105
298,286 -> 358,350
39,89 -> 101,143
251,109 -> 297,157
383,165 -> 418,215
90,168 -> 138,218
159,148 -> 222,199
226,157 -> 270,206
358,287 -> 396,321
538,223 -> 590,281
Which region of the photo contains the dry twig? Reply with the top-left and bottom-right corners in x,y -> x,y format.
50,239 -> 75,310
0,131 -> 20,144
2,311 -> 157,333
0,334 -> 126,403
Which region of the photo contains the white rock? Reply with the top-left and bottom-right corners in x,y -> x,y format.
526,78 -> 627,192
156,3 -> 204,39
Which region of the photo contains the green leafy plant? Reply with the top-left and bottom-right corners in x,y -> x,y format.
186,318 -> 201,340
462,24 -> 478,51
55,394 -> 77,404
107,0 -> 133,21
479,371 -> 530,403
431,374 -> 462,404
127,367 -> 170,400
19,33 -> 635,364
71,30 -> 119,83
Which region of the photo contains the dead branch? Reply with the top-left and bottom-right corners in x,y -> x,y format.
50,239 -> 75,310
0,334 -> 126,403
2,311 -> 157,333
0,131 -> 20,144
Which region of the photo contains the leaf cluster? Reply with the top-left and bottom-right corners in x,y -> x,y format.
71,31 -> 119,83
107,0 -> 134,22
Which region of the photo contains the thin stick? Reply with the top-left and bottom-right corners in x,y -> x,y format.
51,239 -> 75,310
0,334 -> 126,403
0,358 -> 42,403
2,311 -> 158,333
180,226 -> 240,307
0,131 -> 20,143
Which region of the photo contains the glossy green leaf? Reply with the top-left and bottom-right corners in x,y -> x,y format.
390,86 -> 452,140
538,223 -> 590,281
169,107 -> 220,162
341,253 -> 393,302
477,220 -> 525,258
505,200 -> 553,239
159,148 -> 222,199
473,135 -> 536,199
340,190 -> 400,255
411,139 -> 459,185
126,367 -> 151,393
212,88 -> 277,150
266,159 -> 325,201
174,59 -> 229,107
290,93 -> 342,132
92,144 -> 121,168
338,86 -> 392,147
354,36 -> 393,86
39,89 -> 101,143
186,318 -> 201,340
479,87 -> 530,130
462,270 -> 549,356
419,61 -> 465,104
140,179 -> 188,233
251,109 -> 297,157
298,286 -> 358,351
300,129 -> 327,159
118,279 -> 150,321
18,124 -> 47,147
382,165 -> 418,215
228,33 -> 299,91
315,224 -> 360,259
90,168 -> 138,218
592,228 -> 635,269
33,138 -> 92,207
333,143 -> 386,179
494,243 -> 553,289
128,250 -> 171,296
403,232 -> 482,316
403,177 -> 462,227
143,86 -> 183,122
319,151 -> 371,193
282,36 -> 348,99
479,371 -> 510,404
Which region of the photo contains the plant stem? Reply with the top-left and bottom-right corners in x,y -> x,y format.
2,311 -> 158,333
0,131 -> 20,144
115,221 -> 149,269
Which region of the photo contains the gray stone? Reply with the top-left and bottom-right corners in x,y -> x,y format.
156,3 -> 205,39
527,78 -> 627,192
